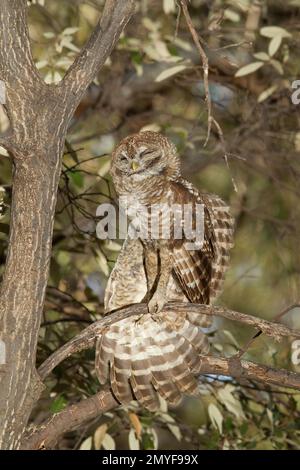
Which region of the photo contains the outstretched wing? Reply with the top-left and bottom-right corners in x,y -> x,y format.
203,192 -> 235,302
171,179 -> 234,304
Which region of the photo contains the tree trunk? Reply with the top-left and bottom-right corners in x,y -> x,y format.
0,134 -> 66,449
0,0 -> 135,449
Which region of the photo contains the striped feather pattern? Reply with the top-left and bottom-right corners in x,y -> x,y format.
95,312 -> 209,411
95,139 -> 234,410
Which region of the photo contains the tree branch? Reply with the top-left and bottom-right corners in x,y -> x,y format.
21,389 -> 118,450
197,355 -> 300,390
38,302 -> 300,381
0,0 -> 41,83
61,0 -> 135,102
24,352 -> 300,450
22,303 -> 300,449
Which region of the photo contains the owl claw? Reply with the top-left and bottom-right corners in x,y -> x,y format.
148,292 -> 166,314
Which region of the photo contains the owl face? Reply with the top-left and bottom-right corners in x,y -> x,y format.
111,131 -> 180,181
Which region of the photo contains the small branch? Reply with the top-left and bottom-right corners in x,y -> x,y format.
235,301 -> 300,359
244,0 -> 263,42
198,355 -> 300,390
61,0 -> 135,102
21,389 -> 118,450
273,301 -> 300,322
179,1 -> 238,191
38,304 -> 145,380
179,0 -> 212,145
38,302 -> 300,381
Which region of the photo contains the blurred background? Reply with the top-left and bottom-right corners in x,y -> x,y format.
1,0 -> 300,450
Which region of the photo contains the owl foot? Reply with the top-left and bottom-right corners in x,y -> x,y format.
147,292 -> 166,314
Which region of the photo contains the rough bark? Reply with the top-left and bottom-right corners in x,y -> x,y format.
0,0 -> 135,449
21,390 -> 118,450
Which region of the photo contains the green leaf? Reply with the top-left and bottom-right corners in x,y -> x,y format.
131,51 -> 143,65
50,395 -> 67,413
69,170 -> 84,188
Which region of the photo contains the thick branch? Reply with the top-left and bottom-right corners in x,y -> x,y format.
61,0 -> 135,102
24,354 -> 300,450
0,0 -> 41,83
21,390 -> 118,450
38,302 -> 300,381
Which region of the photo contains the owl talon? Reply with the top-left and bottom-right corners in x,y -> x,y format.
148,293 -> 166,314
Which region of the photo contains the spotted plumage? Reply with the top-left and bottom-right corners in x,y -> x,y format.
95,131 -> 234,410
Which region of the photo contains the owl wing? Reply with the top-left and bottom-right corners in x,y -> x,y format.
171,180 -> 234,305
104,237 -> 147,313
203,192 -> 235,302
172,206 -> 215,304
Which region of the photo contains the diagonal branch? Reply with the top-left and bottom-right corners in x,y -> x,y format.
24,353 -> 300,450
21,389 -> 118,450
0,0 -> 41,83
38,302 -> 300,381
61,0 -> 135,103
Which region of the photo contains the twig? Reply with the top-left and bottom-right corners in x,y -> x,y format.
236,301 -> 300,359
179,0 -> 212,146
179,1 -> 237,192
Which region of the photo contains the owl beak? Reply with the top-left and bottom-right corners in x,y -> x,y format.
131,161 -> 140,172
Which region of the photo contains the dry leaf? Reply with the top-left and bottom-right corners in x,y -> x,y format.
94,424 -> 108,450
268,36 -> 282,57
208,403 -> 223,434
128,428 -> 140,450
79,436 -> 92,450
129,412 -> 142,439
235,62 -> 264,77
155,64 -> 187,82
102,433 -> 116,450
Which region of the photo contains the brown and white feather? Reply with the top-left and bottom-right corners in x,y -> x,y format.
95,132 -> 234,410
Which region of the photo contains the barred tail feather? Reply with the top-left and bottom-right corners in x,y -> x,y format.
95,312 -> 209,410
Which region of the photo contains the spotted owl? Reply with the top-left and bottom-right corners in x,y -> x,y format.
95,131 -> 234,411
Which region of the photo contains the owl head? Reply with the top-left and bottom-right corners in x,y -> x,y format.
111,131 -> 181,183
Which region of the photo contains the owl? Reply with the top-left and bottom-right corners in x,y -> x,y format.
95,131 -> 234,411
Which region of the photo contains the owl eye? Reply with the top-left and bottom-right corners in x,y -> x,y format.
140,149 -> 155,157
119,154 -> 127,162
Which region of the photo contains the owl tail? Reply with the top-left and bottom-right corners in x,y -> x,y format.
95,310 -> 211,411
